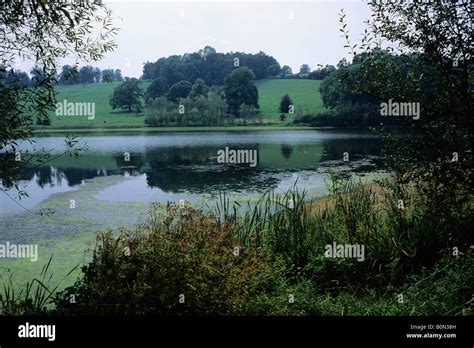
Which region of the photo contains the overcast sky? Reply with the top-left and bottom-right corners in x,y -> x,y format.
17,0 -> 372,78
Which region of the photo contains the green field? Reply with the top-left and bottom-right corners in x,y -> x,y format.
255,79 -> 326,119
37,79 -> 325,130
44,81 -> 150,129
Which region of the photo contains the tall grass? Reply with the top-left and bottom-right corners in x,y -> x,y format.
212,175 -> 473,291
0,256 -> 78,315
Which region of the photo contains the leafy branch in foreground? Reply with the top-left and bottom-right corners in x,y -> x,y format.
0,0 -> 118,196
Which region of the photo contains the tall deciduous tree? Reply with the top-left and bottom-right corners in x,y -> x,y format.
223,67 -> 259,116
168,80 -> 192,102
102,69 -> 116,83
267,64 -> 281,77
338,1 -> 473,243
110,78 -> 144,113
354,2 -> 473,184
281,65 -> 293,78
145,78 -> 168,105
78,66 -> 96,84
115,69 -> 124,82
59,65 -> 79,85
190,78 -> 209,99
299,64 -> 311,75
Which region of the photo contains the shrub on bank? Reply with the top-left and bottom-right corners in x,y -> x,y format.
53,203 -> 281,315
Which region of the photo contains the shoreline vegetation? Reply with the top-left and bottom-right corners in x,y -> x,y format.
32,125 -> 319,134
31,79 -> 329,131
32,124 -> 412,135
2,177 -> 472,315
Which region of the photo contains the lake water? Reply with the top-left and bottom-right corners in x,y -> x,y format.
0,129 -> 386,284
1,129 -> 384,215
1,128 -> 386,238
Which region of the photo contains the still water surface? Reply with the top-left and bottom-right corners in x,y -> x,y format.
0,130 -> 385,242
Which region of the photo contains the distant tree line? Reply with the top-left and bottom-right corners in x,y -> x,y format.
1,67 -> 51,89
142,47 -> 336,84
0,65 -> 125,89
280,63 -> 336,80
58,65 -> 124,84
141,46 -> 281,86
2,68 -> 32,89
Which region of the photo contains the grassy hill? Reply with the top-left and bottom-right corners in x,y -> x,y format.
44,81 -> 150,129
38,79 -> 325,130
256,79 -> 326,120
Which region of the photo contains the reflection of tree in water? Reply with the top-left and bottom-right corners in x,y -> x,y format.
144,165 -> 279,193
145,146 -> 218,167
114,152 -> 146,169
18,153 -> 147,188
143,145 -> 280,193
18,145 -> 280,193
61,168 -> 108,186
22,167 -> 115,187
320,138 -> 383,162
21,167 -> 37,182
22,166 -> 59,188
281,144 -> 293,160
14,138 -> 384,193
35,166 -> 53,188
